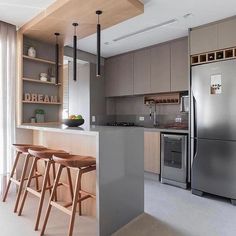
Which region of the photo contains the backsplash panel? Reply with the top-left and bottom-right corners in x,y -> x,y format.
105,95 -> 188,127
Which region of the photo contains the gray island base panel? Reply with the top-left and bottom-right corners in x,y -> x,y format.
18,124 -> 144,236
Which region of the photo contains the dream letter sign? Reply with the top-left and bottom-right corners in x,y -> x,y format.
24,93 -> 58,103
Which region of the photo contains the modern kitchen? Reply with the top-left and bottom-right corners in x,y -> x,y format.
0,0 -> 236,236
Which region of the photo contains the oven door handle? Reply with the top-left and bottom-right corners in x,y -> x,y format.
163,134 -> 184,140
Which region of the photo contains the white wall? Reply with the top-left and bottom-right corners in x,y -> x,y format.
68,62 -> 90,127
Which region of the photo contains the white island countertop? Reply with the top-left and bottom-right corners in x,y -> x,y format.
18,123 -> 189,135
18,123 -> 144,136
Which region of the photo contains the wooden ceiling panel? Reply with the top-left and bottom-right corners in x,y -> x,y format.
19,0 -> 144,45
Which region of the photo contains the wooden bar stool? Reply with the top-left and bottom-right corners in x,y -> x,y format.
2,144 -> 46,213
18,148 -> 71,231
40,154 -> 96,236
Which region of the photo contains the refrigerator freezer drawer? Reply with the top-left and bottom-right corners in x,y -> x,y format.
192,138 -> 236,199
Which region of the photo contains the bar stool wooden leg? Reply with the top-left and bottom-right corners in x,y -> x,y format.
66,167 -> 74,201
35,161 -> 40,191
2,152 -> 21,202
68,169 -> 82,236
78,176 -> 82,216
13,153 -> 30,213
52,162 -> 58,201
44,160 -> 52,195
40,165 -> 64,236
18,157 -> 38,216
34,160 -> 52,231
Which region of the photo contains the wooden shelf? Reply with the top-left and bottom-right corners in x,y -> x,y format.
22,101 -> 61,105
23,55 -> 62,66
144,93 -> 180,105
23,77 -> 61,86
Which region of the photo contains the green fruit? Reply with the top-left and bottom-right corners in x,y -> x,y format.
76,115 -> 83,120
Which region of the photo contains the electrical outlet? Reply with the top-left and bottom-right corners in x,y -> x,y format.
92,116 -> 96,123
175,117 -> 182,123
139,116 -> 145,121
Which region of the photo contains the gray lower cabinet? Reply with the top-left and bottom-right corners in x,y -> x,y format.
171,38 -> 188,91
133,48 -> 151,95
190,24 -> 218,55
150,43 -> 171,93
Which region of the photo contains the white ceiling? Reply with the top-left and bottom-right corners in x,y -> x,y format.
79,0 -> 236,57
0,0 -> 55,27
1,0 -> 236,58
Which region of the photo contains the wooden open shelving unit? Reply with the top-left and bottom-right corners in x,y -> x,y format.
191,47 -> 236,66
17,35 -> 64,125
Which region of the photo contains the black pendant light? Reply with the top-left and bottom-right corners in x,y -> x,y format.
96,10 -> 102,77
54,32 -> 60,85
72,22 -> 78,81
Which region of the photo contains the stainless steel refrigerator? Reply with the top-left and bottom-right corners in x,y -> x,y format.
191,59 -> 236,205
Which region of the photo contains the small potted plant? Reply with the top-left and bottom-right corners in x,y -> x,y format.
35,109 -> 45,123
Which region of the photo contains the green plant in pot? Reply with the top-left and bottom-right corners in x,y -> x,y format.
35,109 -> 45,123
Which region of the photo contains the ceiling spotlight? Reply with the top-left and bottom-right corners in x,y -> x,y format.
183,13 -> 193,19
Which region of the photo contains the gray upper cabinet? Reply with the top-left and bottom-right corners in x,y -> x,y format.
105,57 -> 119,97
218,18 -> 236,49
171,38 -> 188,92
150,43 -> 171,93
133,48 -> 151,95
190,24 -> 218,55
105,38 -> 189,97
117,53 -> 134,96
105,53 -> 133,97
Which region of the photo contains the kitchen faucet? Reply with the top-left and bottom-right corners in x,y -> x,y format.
149,103 -> 158,126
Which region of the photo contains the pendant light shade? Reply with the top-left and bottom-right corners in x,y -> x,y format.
72,23 -> 78,81
96,10 -> 102,77
54,33 -> 60,85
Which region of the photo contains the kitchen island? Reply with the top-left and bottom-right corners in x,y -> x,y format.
18,124 -> 144,236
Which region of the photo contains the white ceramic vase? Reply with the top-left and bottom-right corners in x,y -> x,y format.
28,47 -> 36,58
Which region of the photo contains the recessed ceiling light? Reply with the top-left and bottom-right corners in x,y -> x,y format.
113,19 -> 178,42
183,13 -> 193,19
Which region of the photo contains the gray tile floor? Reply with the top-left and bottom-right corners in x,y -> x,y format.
0,192 -> 97,236
114,175 -> 236,236
1,176 -> 236,236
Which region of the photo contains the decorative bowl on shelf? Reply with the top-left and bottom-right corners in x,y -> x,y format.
63,119 -> 84,127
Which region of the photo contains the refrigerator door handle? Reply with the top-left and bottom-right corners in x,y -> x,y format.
192,95 -> 197,138
193,138 -> 198,159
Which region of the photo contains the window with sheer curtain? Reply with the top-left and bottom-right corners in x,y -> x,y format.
0,21 -> 16,194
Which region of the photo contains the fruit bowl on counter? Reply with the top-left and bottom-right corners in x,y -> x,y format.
63,115 -> 84,127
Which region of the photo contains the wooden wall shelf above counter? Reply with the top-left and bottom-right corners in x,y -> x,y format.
144,93 -> 180,105
23,78 -> 61,86
23,55 -> 62,65
19,0 -> 144,45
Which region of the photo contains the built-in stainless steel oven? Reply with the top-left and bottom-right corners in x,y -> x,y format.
161,133 -> 188,189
